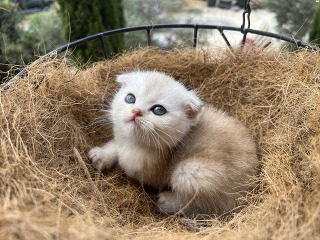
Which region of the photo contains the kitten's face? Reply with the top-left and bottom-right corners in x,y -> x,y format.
111,71 -> 202,149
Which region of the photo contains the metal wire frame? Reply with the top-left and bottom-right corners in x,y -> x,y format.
3,21 -> 319,90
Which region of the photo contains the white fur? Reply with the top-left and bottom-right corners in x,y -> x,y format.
111,71 -> 202,148
87,140 -> 118,171
171,161 -> 226,195
88,71 -> 258,216
89,71 -> 203,188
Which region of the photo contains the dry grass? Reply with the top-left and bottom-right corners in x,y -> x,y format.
0,47 -> 320,239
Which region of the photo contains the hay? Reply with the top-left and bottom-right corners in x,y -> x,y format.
0,47 -> 320,239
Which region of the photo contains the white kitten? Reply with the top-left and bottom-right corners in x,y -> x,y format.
88,71 -> 258,216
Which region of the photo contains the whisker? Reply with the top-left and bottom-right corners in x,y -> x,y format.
150,131 -> 164,156
160,119 -> 189,146
161,119 -> 186,134
141,119 -> 165,157
153,126 -> 181,146
149,127 -> 173,156
89,113 -> 112,124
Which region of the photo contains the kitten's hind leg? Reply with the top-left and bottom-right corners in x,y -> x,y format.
157,191 -> 184,215
87,140 -> 118,171
157,160 -> 229,216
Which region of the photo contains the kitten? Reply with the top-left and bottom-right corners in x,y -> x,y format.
88,71 -> 258,216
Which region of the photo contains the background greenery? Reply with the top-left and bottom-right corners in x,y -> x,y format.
0,0 -> 64,81
263,0 -> 315,40
56,0 -> 125,63
123,0 -> 185,48
0,0 -> 319,82
309,3 -> 320,46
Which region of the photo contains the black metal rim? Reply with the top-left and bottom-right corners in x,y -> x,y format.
3,23 -> 319,90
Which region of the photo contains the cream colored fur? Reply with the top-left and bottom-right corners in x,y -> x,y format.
88,71 -> 258,216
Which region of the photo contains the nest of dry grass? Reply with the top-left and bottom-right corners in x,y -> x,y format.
0,47 -> 320,239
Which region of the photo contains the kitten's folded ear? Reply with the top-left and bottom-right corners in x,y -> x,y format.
116,73 -> 131,87
185,90 -> 203,119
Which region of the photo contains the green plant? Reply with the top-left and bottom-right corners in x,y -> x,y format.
122,0 -> 202,49
264,0 -> 315,40
188,8 -> 203,14
0,0 -> 26,80
309,4 -> 320,46
0,1 -> 64,81
56,0 -> 125,63
28,9 -> 65,52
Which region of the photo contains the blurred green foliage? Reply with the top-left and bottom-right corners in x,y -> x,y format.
309,3 -> 320,46
56,0 -> 125,63
0,0 -> 64,81
263,0 -> 315,40
0,0 -> 204,82
123,0 -> 198,48
28,10 -> 64,52
0,0 -> 25,80
124,0 -> 182,27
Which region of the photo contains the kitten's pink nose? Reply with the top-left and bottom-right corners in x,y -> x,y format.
132,109 -> 142,119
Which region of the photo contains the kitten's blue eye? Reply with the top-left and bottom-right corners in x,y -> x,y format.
125,93 -> 135,104
151,105 -> 167,116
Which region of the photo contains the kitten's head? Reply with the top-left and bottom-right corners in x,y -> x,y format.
111,71 -> 203,149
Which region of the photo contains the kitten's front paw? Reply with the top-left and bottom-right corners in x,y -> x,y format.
157,192 -> 181,215
87,147 -> 116,171
87,147 -> 104,170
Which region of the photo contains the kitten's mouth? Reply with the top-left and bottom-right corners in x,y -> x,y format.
128,117 -> 141,126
